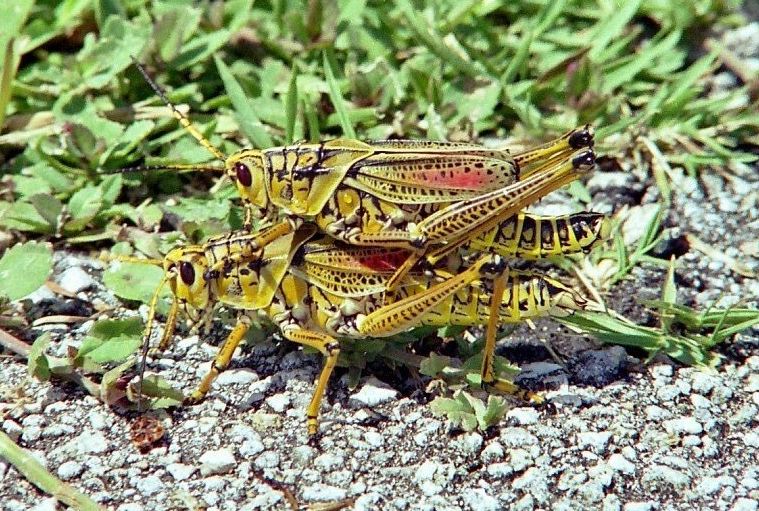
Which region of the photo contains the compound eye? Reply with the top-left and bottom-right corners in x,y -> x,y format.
235,162 -> 252,187
179,261 -> 196,286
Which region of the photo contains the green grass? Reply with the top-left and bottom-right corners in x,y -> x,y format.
1,1 -> 758,408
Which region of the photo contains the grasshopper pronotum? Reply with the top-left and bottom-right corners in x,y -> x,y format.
123,60 -> 597,288
134,206 -> 606,434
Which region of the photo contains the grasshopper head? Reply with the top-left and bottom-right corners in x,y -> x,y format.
226,150 -> 268,210
164,247 -> 211,312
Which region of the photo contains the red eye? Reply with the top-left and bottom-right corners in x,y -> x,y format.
235,162 -> 252,187
179,262 -> 195,285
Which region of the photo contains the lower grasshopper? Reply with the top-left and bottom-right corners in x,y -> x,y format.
123,59 -> 596,288
136,208 -> 606,434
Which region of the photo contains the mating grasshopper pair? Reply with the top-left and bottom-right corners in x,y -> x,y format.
121,61 -> 606,433
141,210 -> 605,434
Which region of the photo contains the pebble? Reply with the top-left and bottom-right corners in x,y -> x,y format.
696,475 -> 736,496
732,498 -> 758,511
58,266 -> 95,294
3,420 -> 23,442
663,417 -> 703,435
30,498 -> 58,511
199,448 -> 236,476
641,465 -> 691,488
134,475 -> 164,496
577,431 -> 612,454
462,489 -> 500,511
456,432 -> 483,455
301,484 -> 347,502
265,393 -> 290,413
507,408 -> 539,425
607,454 -> 636,475
314,452 -> 344,471
76,431 -> 108,454
623,502 -> 658,511
57,460 -> 83,480
481,442 -> 504,463
364,431 -> 384,448
166,463 -> 195,481
567,347 -> 627,386
215,368 -> 258,385
254,451 -> 280,469
349,377 -> 398,407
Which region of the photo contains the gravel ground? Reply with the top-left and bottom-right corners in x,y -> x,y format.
3,26 -> 759,511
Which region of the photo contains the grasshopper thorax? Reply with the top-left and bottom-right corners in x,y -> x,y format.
226,150 -> 268,211
164,247 -> 211,311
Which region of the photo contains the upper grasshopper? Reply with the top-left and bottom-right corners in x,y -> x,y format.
122,60 -> 597,287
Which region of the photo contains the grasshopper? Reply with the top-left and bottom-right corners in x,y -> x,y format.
124,60 -> 597,288
137,207 -> 606,434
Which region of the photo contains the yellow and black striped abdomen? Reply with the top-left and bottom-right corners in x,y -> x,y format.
387,270 -> 586,328
468,211 -> 609,259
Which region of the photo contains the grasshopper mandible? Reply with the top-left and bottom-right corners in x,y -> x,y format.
135,207 -> 606,434
123,60 -> 597,288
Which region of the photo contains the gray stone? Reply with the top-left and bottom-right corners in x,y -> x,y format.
509,448 -> 533,472
199,448 -> 236,476
512,467 -> 549,503
57,460 -> 83,480
58,266 -> 95,294
567,347 -> 627,386
349,377 -> 398,407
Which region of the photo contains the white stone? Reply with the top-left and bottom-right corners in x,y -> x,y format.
215,368 -> 258,386
414,460 -> 439,482
507,407 -> 539,425
134,475 -> 164,496
607,454 -> 635,475
199,448 -> 236,476
2,420 -> 22,442
76,431 -> 108,454
364,431 -> 384,448
663,417 -> 703,435
577,431 -> 612,454
301,484 -> 347,502
166,463 -> 195,481
58,266 -> 95,294
462,488 -> 500,511
349,377 -> 398,407
30,498 -> 58,511
314,452 -> 344,471
56,460 -> 83,480
731,498 -> 758,511
265,393 -> 290,413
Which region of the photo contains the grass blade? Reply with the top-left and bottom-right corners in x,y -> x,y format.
322,49 -> 356,138
214,55 -> 273,148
